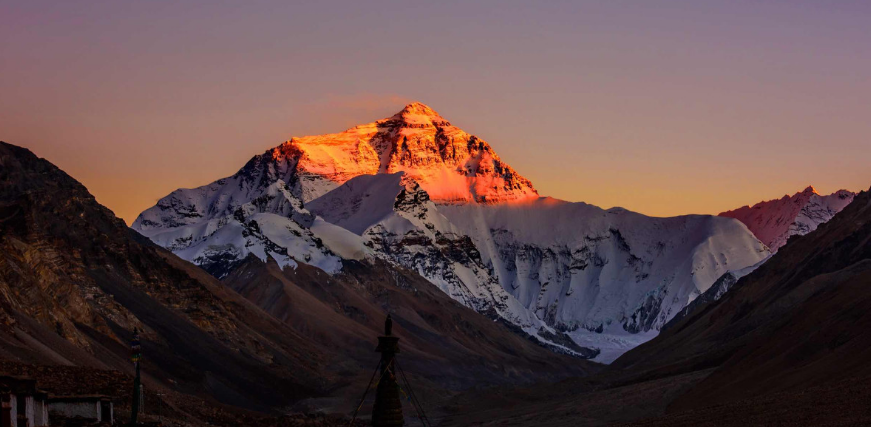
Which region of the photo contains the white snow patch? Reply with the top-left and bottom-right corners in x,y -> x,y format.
310,217 -> 370,260
568,329 -> 659,364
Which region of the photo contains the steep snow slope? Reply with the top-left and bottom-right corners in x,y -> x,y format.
305,172 -> 404,234
719,186 -> 855,251
438,200 -> 769,332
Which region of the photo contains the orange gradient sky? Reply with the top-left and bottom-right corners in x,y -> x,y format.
2,1 -> 869,224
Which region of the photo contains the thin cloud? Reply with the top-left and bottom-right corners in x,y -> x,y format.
307,94 -> 415,129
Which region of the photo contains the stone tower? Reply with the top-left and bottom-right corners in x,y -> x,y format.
371,314 -> 403,426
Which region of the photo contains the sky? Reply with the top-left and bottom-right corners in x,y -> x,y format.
1,0 -> 869,224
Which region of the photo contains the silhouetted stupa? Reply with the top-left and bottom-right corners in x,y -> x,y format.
371,314 -> 403,426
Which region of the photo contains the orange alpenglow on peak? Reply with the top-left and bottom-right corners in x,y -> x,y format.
398,101 -> 441,116
385,102 -> 451,127
268,102 -> 538,204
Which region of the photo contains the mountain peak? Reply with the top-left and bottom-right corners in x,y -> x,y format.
802,185 -> 818,195
398,101 -> 439,116
388,102 -> 450,127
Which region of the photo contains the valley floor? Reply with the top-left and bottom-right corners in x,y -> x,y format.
437,370 -> 871,427
437,370 -> 710,426
567,330 -> 659,364
617,375 -> 871,427
11,354 -> 871,426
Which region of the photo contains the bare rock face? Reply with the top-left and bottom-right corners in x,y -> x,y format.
135,102 -> 537,223
285,102 -> 539,204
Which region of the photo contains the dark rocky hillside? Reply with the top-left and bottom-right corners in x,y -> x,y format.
223,255 -> 594,414
0,141 -> 332,411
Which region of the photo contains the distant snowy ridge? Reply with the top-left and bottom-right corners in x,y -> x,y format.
719,186 -> 855,252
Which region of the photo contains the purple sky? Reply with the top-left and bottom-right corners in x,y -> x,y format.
2,0 -> 869,223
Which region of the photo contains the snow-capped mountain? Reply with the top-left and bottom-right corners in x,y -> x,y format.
133,102 -> 770,362
133,101 -> 536,276
719,186 -> 856,252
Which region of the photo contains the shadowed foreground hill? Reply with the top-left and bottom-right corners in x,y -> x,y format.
0,141 -> 331,411
223,255 -> 594,415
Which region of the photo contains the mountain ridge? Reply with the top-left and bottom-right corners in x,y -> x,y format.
719,185 -> 855,251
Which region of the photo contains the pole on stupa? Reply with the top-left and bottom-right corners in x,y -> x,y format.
130,328 -> 142,426
371,314 -> 403,426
